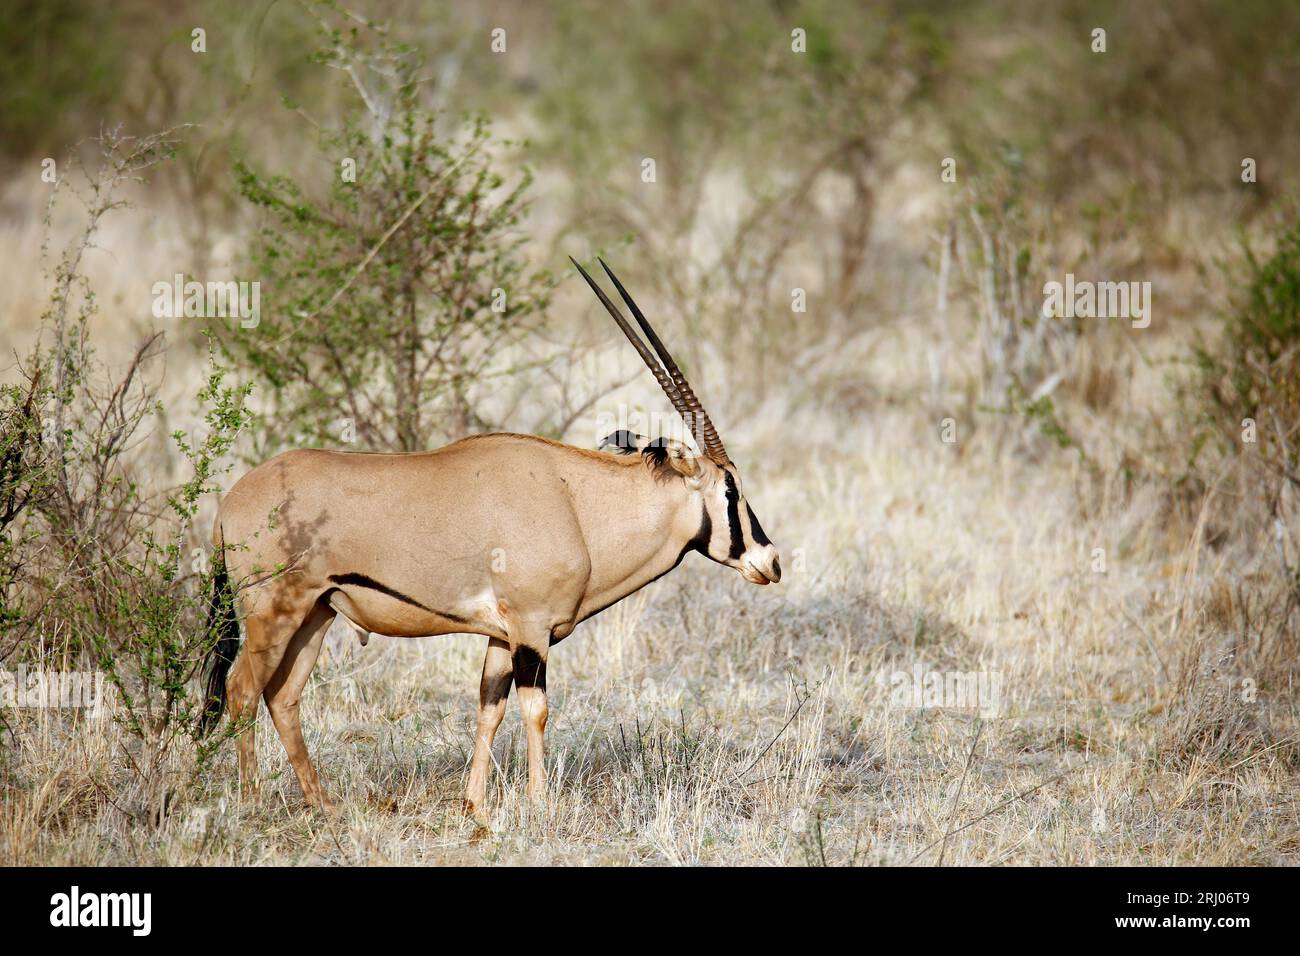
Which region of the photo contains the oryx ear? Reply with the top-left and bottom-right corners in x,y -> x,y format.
599,430 -> 651,454
650,437 -> 701,480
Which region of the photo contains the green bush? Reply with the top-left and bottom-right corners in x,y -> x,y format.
1,129 -> 252,812
224,11 -> 553,452
1196,214 -> 1300,487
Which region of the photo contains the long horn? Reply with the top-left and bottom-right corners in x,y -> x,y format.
597,258 -> 729,465
569,257 -> 689,419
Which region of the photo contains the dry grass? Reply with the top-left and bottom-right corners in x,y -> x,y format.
2,179 -> 1297,867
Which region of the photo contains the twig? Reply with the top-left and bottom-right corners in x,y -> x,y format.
908,761 -> 1090,864
286,148 -> 474,334
1107,599 -> 1171,685
1222,731 -> 1300,773
936,719 -> 983,865
733,678 -> 822,783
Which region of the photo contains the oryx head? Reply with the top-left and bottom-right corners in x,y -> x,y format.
573,257 -> 782,586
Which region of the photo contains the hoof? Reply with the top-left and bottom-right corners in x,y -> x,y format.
311,796 -> 339,816
463,798 -> 491,828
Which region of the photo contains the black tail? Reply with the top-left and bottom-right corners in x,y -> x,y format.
196,549 -> 239,737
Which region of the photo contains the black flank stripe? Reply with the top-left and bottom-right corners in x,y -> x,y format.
328,572 -> 470,623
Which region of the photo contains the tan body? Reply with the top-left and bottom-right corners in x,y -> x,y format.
202,258 -> 780,818
218,434 -> 707,813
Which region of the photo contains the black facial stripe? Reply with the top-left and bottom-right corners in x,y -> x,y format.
745,503 -> 771,547
329,572 -> 469,623
690,502 -> 713,557
723,472 -> 745,559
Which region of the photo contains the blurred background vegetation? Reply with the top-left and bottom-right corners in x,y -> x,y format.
5,0 -> 1297,431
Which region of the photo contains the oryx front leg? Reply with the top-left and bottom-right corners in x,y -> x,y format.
512,643 -> 548,803
465,637 -> 513,821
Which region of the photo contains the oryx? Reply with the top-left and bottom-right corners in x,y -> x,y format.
198,258 -> 781,816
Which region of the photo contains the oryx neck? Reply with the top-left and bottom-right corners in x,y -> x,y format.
564,448 -> 704,622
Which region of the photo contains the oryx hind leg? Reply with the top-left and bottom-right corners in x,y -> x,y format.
226,594 -> 314,800
264,599 -> 336,810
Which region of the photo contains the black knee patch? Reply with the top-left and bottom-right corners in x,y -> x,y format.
513,646 -> 545,687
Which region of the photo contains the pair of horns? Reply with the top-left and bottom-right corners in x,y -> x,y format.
570,257 -> 729,466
